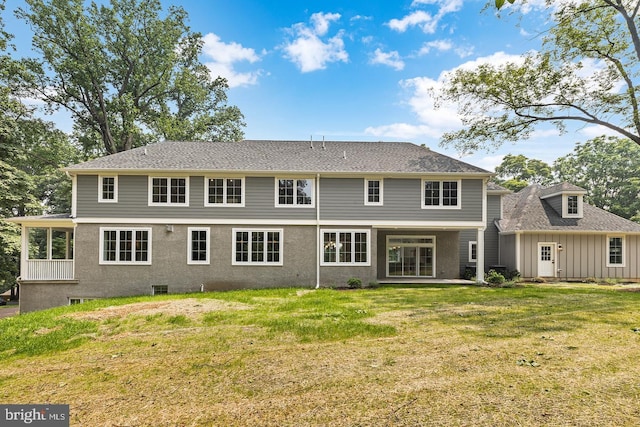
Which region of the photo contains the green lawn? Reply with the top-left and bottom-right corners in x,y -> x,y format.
1,283 -> 640,426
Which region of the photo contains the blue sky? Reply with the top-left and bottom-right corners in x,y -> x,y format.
3,0 -> 618,171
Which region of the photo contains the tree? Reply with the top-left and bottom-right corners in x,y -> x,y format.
16,0 -> 245,155
438,1 -> 640,153
494,153 -> 553,191
554,136 -> 640,220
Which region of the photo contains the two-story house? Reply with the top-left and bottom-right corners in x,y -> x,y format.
11,140 -> 494,312
11,140 -> 640,312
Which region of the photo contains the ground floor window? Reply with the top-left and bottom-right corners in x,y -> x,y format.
232,229 -> 283,265
188,227 -> 210,264
321,230 -> 370,265
468,241 -> 477,263
100,227 -> 151,265
607,235 -> 625,267
387,236 -> 435,278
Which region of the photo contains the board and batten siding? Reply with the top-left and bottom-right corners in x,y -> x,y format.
320,177 -> 484,222
518,233 -> 640,279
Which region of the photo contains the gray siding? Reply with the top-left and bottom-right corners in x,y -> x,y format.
458,194 -> 501,275
77,175 -> 316,220
320,177 -> 483,222
518,233 -> 640,280
545,195 -> 563,216
77,174 -> 484,223
499,234 -> 517,273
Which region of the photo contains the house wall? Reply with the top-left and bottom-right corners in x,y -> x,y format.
518,233 -> 640,280
320,178 -> 484,222
544,195 -> 563,215
76,175 -> 485,223
458,194 -> 502,275
19,282 -> 79,313
499,234 -> 518,273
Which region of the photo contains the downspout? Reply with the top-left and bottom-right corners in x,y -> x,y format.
316,173 -> 321,289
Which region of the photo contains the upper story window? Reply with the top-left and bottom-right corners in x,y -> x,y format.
276,178 -> 314,207
422,179 -> 461,209
149,177 -> 188,206
563,194 -> 583,218
100,227 -> 151,265
607,235 -> 625,267
205,178 -> 244,206
99,175 -> 118,203
364,179 -> 383,205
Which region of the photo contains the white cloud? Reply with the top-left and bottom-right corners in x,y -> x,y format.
370,48 -> 405,71
365,51 -> 526,141
202,33 -> 262,88
388,0 -> 463,34
478,154 -> 505,172
578,125 -> 622,139
282,12 -> 349,72
387,11 -> 438,34
418,39 -> 453,55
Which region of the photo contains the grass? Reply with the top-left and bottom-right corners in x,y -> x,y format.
1,284 -> 640,426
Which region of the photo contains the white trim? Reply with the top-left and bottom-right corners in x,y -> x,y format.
148,176 -> 190,207
468,240 -> 477,263
232,228 -> 284,266
482,178 -> 487,225
274,177 -> 315,208
74,217 -> 487,228
562,194 -> 583,218
421,179 -> 462,210
606,234 -> 626,268
98,175 -> 118,203
320,229 -> 371,266
515,233 -> 521,273
364,178 -> 384,206
385,235 -> 436,278
537,242 -> 557,277
204,177 -> 245,207
540,190 -> 587,199
187,227 -> 210,265
71,174 -> 77,218
99,227 -> 152,265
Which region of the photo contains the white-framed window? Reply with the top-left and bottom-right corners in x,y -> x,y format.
275,178 -> 314,207
232,229 -> 283,265
607,235 -> 625,267
99,175 -> 118,203
321,229 -> 371,266
188,227 -> 210,265
148,177 -> 189,206
100,227 -> 152,265
422,179 -> 461,209
468,241 -> 477,263
563,194 -> 583,218
364,179 -> 383,205
205,177 -> 244,206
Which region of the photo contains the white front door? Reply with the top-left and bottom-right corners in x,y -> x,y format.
537,243 -> 556,277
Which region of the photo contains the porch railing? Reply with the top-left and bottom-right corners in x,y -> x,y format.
22,259 -> 74,281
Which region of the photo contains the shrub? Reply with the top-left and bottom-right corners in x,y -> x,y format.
485,269 -> 505,286
347,277 -> 363,289
505,269 -> 521,281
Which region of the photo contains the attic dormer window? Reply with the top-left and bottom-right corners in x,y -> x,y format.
563,194 -> 583,218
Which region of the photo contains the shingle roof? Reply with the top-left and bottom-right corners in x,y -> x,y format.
539,182 -> 587,198
497,184 -> 640,233
66,140 -> 491,175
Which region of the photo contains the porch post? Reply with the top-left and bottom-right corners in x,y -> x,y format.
476,227 -> 485,283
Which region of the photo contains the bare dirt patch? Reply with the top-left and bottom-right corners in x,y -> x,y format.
68,298 -> 251,321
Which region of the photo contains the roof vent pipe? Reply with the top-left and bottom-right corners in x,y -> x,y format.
143,148 -> 147,155
343,150 -> 347,159
310,135 -> 313,149
322,136 -> 326,150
